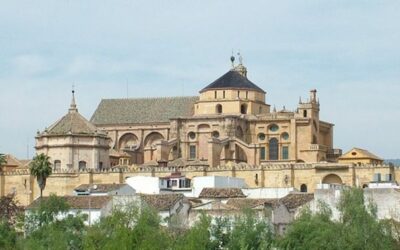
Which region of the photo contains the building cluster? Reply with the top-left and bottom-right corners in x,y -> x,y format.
0,57 -> 396,229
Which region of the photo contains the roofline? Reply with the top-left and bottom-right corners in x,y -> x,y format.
199,87 -> 266,94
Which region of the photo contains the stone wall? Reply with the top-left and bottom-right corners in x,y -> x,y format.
0,163 -> 396,206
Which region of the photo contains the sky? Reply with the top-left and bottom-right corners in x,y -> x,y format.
0,1 -> 399,159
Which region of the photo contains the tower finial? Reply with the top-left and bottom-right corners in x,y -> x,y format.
69,84 -> 77,112
230,50 -> 235,68
237,51 -> 243,65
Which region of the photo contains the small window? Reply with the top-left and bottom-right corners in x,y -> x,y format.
54,160 -> 61,170
79,161 -> 87,171
212,131 -> 220,138
214,91 -> 217,99
99,162 -> 103,170
259,106 -> 262,114
216,104 -> 223,114
260,147 -> 266,160
303,110 -> 307,118
246,91 -> 248,99
223,91 -> 225,99
269,124 -> 279,132
351,152 -> 357,156
189,145 -> 196,159
282,132 -> 289,140
258,133 -> 266,141
300,184 -> 307,193
237,91 -> 240,98
282,146 -> 289,160
188,132 -> 196,140
240,104 -> 247,114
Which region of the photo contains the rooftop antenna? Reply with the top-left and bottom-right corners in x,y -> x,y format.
230,50 -> 235,68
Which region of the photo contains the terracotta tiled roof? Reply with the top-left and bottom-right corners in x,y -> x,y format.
279,193 -> 314,210
199,188 -> 246,199
44,110 -> 102,136
74,184 -> 126,193
4,154 -> 22,166
91,96 -> 199,125
26,196 -> 111,210
140,193 -> 184,211
226,198 -> 277,209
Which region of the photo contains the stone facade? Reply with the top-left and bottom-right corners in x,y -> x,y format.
92,62 -> 336,168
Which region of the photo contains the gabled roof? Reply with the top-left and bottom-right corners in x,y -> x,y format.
140,193 -> 184,211
279,193 -> 314,210
199,188 -> 246,199
91,96 -> 199,125
339,148 -> 383,161
26,196 -> 111,210
4,154 -> 22,167
200,67 -> 265,93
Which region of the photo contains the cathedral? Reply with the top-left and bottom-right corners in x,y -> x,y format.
35,57 -> 339,170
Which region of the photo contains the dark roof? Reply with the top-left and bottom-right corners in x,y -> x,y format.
226,198 -> 277,209
91,96 -> 199,125
74,184 -> 126,193
44,110 -> 100,136
26,196 -> 111,210
140,193 -> 184,211
200,69 -> 265,93
279,193 -> 314,210
199,188 -> 246,199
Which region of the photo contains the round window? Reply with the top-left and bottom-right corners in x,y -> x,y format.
212,131 -> 220,138
258,133 -> 266,141
188,132 -> 196,140
269,124 -> 279,132
351,152 -> 357,156
282,132 -> 289,140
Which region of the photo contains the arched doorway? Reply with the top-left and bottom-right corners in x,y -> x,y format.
322,174 -> 343,185
300,184 -> 308,193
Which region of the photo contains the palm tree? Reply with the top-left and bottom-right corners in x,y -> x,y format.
30,153 -> 52,198
0,153 -> 7,172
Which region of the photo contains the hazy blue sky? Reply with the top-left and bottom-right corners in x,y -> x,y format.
0,1 -> 399,159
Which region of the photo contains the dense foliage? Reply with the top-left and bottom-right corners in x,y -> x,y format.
1,188 -> 400,249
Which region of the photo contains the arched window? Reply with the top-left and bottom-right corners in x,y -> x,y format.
303,110 -> 307,118
214,91 -> 217,99
79,161 -> 87,171
216,104 -> 222,114
255,173 -> 259,185
240,104 -> 247,114
269,138 -> 279,160
53,160 -> 61,170
300,184 -> 308,193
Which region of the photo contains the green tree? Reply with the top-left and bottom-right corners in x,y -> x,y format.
228,209 -> 274,250
279,188 -> 396,250
174,213 -> 212,250
30,153 -> 52,198
0,220 -> 17,250
23,195 -> 85,249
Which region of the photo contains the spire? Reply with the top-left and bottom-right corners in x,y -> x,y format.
69,87 -> 78,112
